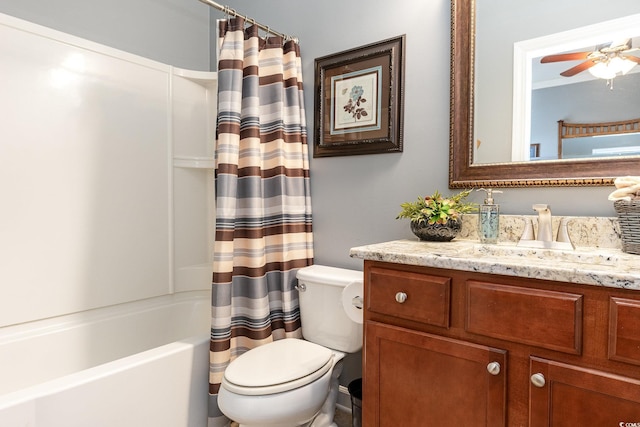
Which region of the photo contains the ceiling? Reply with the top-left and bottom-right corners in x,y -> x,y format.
532,36 -> 640,88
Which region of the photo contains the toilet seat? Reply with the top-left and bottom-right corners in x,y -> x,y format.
222,338 -> 334,396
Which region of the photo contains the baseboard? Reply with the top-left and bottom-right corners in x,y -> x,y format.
336,385 -> 352,413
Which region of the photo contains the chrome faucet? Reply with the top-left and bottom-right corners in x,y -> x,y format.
518,204 -> 574,250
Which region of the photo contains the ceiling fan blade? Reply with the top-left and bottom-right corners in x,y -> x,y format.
540,51 -> 590,63
624,55 -> 640,64
609,38 -> 631,49
560,60 -> 596,77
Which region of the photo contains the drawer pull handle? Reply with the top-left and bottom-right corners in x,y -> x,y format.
530,373 -> 546,388
486,362 -> 501,376
395,292 -> 407,303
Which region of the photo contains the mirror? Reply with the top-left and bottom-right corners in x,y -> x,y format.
449,0 -> 640,188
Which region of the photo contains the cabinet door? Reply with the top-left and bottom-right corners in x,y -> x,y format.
530,357 -> 640,426
364,321 -> 506,427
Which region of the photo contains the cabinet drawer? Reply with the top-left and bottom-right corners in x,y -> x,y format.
367,267 -> 451,327
466,281 -> 583,354
609,297 -> 640,366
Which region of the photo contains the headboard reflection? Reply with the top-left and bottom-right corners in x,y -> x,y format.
558,118 -> 640,160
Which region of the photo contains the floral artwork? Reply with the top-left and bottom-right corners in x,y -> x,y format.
313,35 -> 405,157
344,85 -> 367,119
331,67 -> 380,134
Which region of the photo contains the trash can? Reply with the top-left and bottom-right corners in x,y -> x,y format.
348,378 -> 362,427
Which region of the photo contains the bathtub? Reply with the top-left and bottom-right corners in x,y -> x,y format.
0,290 -> 211,427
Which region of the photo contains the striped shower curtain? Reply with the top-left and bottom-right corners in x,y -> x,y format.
209,17 -> 314,424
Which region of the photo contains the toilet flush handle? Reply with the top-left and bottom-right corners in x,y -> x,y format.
352,296 -> 363,309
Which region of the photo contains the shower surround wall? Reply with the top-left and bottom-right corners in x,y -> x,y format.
0,12 -> 215,425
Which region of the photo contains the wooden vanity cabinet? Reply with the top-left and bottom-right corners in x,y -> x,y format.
362,260 -> 640,427
366,321 -> 507,426
529,357 -> 640,427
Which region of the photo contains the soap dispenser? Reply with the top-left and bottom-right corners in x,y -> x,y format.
477,188 -> 502,244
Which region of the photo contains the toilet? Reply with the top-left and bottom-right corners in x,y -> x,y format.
217,264 -> 363,427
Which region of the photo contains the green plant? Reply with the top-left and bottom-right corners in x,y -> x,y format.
396,189 -> 477,225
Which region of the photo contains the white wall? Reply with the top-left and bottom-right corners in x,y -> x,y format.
0,12 -> 215,329
0,16 -> 171,327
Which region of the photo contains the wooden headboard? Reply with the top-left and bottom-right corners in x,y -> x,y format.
558,118 -> 640,159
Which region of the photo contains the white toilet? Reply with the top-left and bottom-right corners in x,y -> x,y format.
217,264 -> 363,427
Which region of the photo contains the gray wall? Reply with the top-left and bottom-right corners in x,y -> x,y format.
214,0 -> 453,272
0,0 -> 211,71
214,0 -> 622,274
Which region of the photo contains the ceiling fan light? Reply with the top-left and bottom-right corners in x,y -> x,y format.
588,62 -> 617,79
588,57 -> 637,80
617,57 -> 637,75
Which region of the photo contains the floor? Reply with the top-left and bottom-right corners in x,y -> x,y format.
334,407 -> 353,427
228,407 -> 353,427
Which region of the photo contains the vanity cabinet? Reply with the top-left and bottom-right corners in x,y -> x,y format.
529,357 -> 640,426
366,322 -> 506,426
362,261 -> 640,427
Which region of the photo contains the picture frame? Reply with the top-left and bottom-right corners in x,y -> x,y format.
530,143 -> 540,158
313,35 -> 405,157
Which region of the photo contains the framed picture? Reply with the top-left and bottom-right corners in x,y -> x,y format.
313,35 -> 405,157
530,143 -> 540,158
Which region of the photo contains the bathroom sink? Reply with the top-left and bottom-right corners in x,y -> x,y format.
471,243 -> 620,267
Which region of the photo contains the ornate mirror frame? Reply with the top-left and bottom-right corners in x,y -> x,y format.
449,0 -> 639,188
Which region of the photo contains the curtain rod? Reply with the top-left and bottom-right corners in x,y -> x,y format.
197,0 -> 295,41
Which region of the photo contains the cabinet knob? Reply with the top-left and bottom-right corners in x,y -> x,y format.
395,292 -> 408,303
486,362 -> 501,375
530,373 -> 546,388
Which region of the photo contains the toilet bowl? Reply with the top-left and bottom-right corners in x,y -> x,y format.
217,265 -> 363,427
218,339 -> 344,427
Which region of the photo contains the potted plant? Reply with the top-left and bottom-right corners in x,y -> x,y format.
396,189 -> 477,241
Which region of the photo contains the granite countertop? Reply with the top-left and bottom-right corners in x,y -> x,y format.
349,239 -> 640,291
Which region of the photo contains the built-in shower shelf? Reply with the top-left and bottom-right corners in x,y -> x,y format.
172,68 -> 217,86
173,156 -> 215,169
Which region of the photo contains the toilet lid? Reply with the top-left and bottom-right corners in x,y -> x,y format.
223,339 -> 333,395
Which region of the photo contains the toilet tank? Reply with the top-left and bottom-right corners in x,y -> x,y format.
296,265 -> 363,353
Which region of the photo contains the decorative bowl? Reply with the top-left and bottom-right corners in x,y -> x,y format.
410,220 -> 461,242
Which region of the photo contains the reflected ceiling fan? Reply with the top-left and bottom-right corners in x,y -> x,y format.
540,39 -> 640,78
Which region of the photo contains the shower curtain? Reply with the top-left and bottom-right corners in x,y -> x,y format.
209,17 -> 314,424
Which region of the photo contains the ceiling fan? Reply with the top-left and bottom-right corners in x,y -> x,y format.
540,39 -> 640,77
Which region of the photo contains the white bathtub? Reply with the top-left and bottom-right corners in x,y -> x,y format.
0,290 -> 211,427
